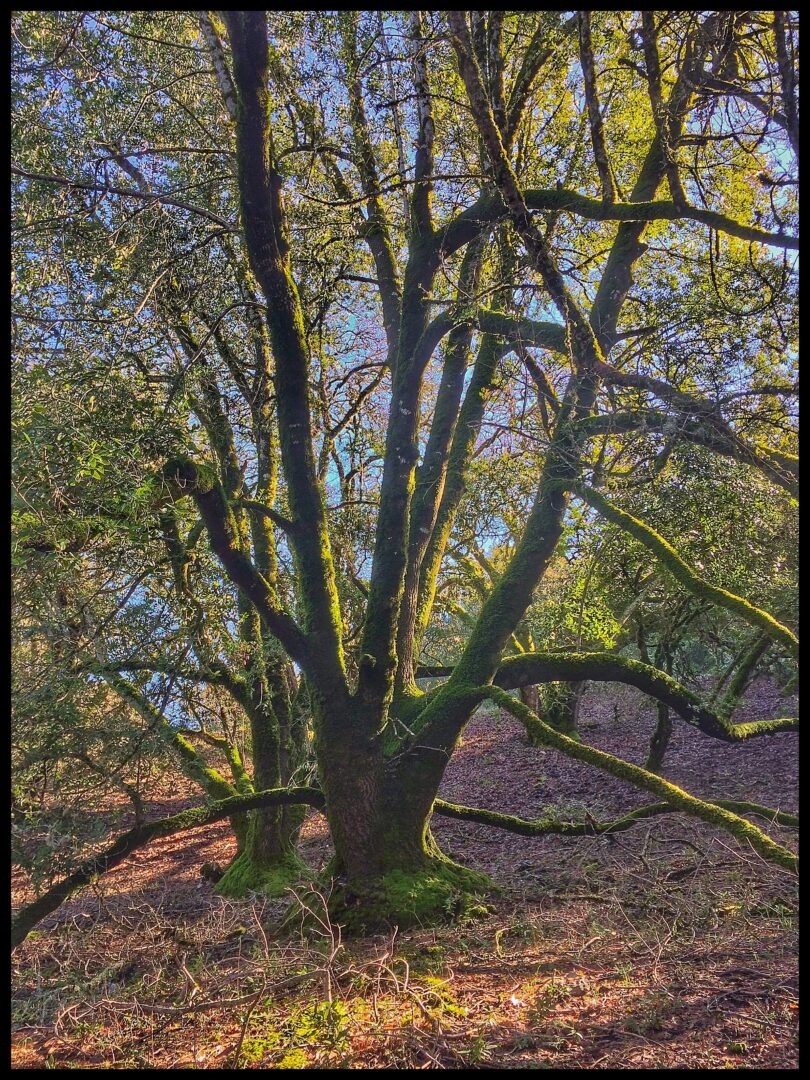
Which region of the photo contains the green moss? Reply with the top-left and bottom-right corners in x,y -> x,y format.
162,455 -> 218,495
486,686 -> 798,874
577,486 -> 798,658
325,856 -> 494,935
782,672 -> 798,695
215,850 -> 307,899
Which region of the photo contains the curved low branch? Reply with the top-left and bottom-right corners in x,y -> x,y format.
11,786 -> 325,950
493,651 -> 797,742
484,686 -> 798,874
574,486 -> 799,659
433,796 -> 798,836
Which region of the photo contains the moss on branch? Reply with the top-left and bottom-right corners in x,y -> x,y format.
493,650 -> 798,742
100,672 -> 238,802
484,687 -> 798,874
11,787 -> 325,950
163,456 -> 311,668
433,797 -> 798,836
575,486 -> 798,658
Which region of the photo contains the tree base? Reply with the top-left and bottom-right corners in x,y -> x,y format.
214,850 -> 307,899
323,855 -> 495,935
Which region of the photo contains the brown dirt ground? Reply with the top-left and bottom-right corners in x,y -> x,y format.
11,678 -> 798,1069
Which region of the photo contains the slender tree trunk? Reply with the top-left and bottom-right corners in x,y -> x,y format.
218,671 -> 309,896
545,680 -> 583,737
645,647 -> 673,772
646,701 -> 672,773
519,684 -> 540,716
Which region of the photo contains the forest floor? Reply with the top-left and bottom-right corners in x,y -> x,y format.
12,678 -> 798,1069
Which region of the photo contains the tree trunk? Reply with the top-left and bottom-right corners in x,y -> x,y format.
521,681 -> 582,744
645,647 -> 673,773
312,698 -> 491,932
519,683 -> 540,716
545,680 -> 582,737
646,702 -> 672,773
217,671 -> 309,897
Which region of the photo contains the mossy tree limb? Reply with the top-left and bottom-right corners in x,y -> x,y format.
715,633 -> 772,721
574,486 -> 798,658
176,727 -> 254,795
436,183 -> 798,263
11,786 -> 325,951
224,12 -> 348,708
493,650 -> 797,742
484,686 -> 798,874
449,11 -> 606,369
99,672 -> 238,803
162,457 -> 311,671
339,11 -> 402,356
586,13 -> 727,346
410,329 -> 505,683
402,372 -> 600,783
395,235 -> 488,695
433,797 -> 798,836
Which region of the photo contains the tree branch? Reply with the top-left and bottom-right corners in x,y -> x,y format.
573,486 -> 799,658
578,11 -> 617,204
11,786 -> 325,950
163,457 -> 311,670
433,796 -> 798,836
11,164 -> 236,231
493,650 -> 797,742
485,686 -> 797,873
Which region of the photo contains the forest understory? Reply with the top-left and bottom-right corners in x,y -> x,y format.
12,678 -> 798,1070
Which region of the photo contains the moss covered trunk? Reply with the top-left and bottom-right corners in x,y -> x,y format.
322,764 -> 491,932
217,661 -> 309,897
309,694 -> 490,931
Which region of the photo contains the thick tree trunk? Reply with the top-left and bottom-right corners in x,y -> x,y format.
312,698 -> 491,932
323,777 -> 492,932
645,647 -> 673,773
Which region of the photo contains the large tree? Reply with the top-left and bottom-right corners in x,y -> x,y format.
12,10 -> 798,934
